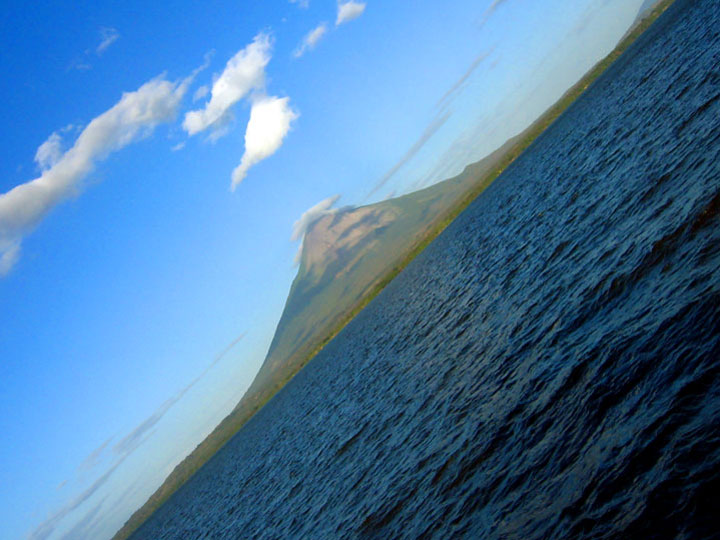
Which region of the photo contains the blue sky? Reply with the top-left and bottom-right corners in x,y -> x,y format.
0,1 -> 646,538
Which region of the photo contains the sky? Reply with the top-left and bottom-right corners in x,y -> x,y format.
0,1 -> 648,538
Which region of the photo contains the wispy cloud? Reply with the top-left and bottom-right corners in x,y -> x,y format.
367,111 -> 451,198
231,96 -> 298,189
570,0 -> 616,37
437,49 -> 493,110
293,23 -> 328,58
68,60 -> 93,71
29,461 -> 124,540
193,84 -> 209,102
0,243 -> 20,276
30,331 -> 246,539
289,0 -> 310,7
212,332 -> 247,367
291,195 -> 341,242
96,27 -> 120,55
113,330 -> 247,457
336,1 -> 366,26
58,497 -> 107,540
480,0 -> 510,27
78,437 -> 114,473
34,132 -> 64,171
183,33 -> 272,138
291,195 -> 341,265
0,74 -> 193,276
112,395 -> 183,458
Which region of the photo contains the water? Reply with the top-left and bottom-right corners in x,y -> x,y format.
132,1 -> 720,538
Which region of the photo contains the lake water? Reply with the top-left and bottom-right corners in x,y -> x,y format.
132,1 -> 720,538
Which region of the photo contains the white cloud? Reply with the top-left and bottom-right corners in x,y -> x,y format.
183,40 -> 297,183
290,0 -> 310,7
96,27 -> 120,55
193,84 -> 209,102
34,132 -> 64,171
0,242 -> 20,277
293,23 -> 328,58
291,194 -> 341,242
183,33 -> 272,137
291,195 -> 341,265
336,1 -> 366,25
231,96 -> 298,189
0,75 -> 191,276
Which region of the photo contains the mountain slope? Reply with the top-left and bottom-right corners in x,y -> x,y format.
247,142 -> 514,396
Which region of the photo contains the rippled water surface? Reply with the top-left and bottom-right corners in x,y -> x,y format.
133,2 -> 720,538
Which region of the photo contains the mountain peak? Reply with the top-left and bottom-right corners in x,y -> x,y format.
298,204 -> 401,282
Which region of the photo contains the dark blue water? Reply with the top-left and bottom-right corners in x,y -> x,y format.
132,1 -> 720,538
